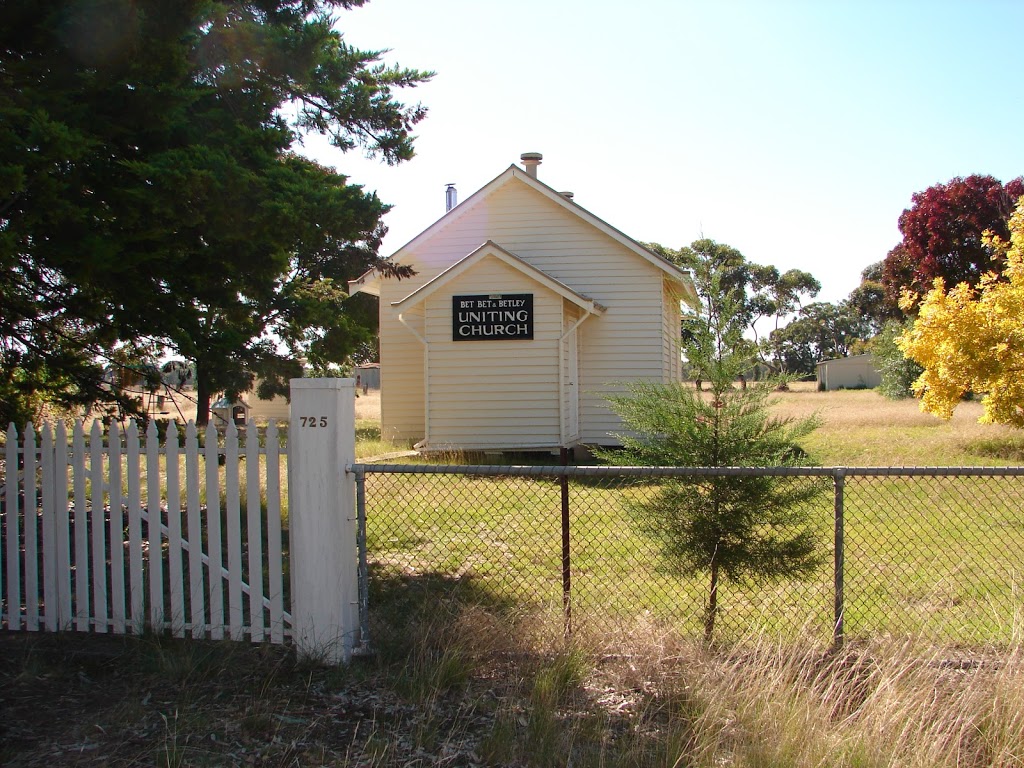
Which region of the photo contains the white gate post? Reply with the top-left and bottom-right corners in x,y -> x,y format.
288,378 -> 358,664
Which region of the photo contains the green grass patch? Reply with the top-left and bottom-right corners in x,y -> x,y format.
355,418 -> 411,459
358,389 -> 1024,647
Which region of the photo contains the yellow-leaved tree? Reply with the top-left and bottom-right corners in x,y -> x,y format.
898,196 -> 1024,427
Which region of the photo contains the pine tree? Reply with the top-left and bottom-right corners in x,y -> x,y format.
599,249 -> 825,641
1,0 -> 430,424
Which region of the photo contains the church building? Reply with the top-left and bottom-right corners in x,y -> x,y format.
349,153 -> 697,451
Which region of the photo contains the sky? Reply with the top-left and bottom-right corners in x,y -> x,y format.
299,0 -> 1024,306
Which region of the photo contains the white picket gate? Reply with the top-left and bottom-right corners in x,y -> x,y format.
1,418 -> 291,643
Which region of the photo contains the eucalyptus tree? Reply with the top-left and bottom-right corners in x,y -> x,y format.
649,239 -> 820,377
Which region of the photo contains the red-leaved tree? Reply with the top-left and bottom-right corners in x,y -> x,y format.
882,174 -> 1024,311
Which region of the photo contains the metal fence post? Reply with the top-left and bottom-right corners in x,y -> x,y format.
288,378 -> 358,664
353,465 -> 371,655
560,447 -> 572,638
833,468 -> 846,649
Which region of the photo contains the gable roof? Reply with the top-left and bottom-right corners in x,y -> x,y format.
391,240 -> 607,314
350,161 -> 697,304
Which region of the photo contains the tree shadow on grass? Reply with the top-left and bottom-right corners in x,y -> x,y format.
368,563 -> 520,636
364,562 -> 560,666
365,565 -> 532,701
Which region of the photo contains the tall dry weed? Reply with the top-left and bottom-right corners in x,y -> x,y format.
602,630 -> 1024,768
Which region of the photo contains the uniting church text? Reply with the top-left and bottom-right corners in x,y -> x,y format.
452,294 -> 534,341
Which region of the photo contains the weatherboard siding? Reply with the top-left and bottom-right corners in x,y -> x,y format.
378,172 -> 681,448
378,302 -> 425,443
423,257 -> 561,448
662,280 -> 684,383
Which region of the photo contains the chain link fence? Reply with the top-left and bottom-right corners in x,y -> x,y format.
351,463 -> 1024,648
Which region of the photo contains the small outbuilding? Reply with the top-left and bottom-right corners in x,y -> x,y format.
354,363 -> 381,390
816,354 -> 882,391
350,152 -> 697,451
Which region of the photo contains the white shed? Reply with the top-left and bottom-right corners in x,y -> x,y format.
242,386 -> 290,422
816,354 -> 882,391
350,153 -> 697,451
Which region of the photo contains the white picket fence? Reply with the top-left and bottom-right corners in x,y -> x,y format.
1,418 -> 291,643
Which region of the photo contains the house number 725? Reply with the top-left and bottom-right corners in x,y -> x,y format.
300,416 -> 328,428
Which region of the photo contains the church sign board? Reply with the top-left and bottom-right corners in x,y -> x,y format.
452,294 -> 534,341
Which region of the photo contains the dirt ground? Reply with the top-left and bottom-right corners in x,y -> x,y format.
0,631 -> 455,767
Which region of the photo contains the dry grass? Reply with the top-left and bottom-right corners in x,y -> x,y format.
354,379 -> 1024,466
355,388 -> 381,422
766,385 -> 1024,465
626,629 -> 1024,768
6,610 -> 1024,767
770,381 -> 983,429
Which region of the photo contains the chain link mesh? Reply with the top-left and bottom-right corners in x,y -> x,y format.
358,465 -> 1024,646
843,473 -> 1024,644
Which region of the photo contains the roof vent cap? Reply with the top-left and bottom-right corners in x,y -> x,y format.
520,152 -> 542,178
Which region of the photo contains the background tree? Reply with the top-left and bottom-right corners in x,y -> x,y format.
768,300 -> 871,376
871,319 -> 922,400
881,175 -> 1024,312
658,239 -> 753,382
652,239 -> 820,378
1,0 -> 429,425
898,196 -> 1024,427
846,261 -> 898,334
599,255 -> 825,641
746,265 -> 821,371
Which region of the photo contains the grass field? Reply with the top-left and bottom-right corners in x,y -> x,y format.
122,380 -> 1024,466
363,466 -> 1024,648
5,385 -> 1024,766
356,381 -> 1024,465
771,384 -> 1024,466
357,384 -> 1024,644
